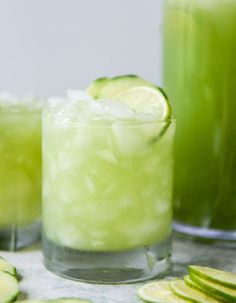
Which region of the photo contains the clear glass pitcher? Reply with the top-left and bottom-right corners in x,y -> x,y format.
163,0 -> 236,242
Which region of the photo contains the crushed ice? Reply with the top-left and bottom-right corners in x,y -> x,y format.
47,90 -> 157,122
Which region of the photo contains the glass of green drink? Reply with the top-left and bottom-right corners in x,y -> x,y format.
0,93 -> 43,250
163,0 -> 236,242
42,77 -> 175,283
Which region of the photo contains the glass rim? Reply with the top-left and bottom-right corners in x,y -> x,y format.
0,109 -> 42,115
42,111 -> 175,127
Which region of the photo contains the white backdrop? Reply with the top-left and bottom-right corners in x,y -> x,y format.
0,0 -> 163,96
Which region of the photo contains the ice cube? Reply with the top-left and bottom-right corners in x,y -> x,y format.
47,97 -> 67,108
96,150 -> 118,164
134,112 -> 157,122
46,90 -> 159,123
96,99 -> 135,120
67,89 -> 93,102
84,177 -> 95,193
112,122 -> 145,154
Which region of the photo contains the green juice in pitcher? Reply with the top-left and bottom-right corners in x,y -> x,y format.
163,0 -> 236,240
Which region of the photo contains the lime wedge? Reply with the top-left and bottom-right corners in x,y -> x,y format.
96,74 -> 153,99
0,257 -> 16,276
190,273 -> 236,302
87,77 -> 110,99
112,86 -> 171,120
189,266 -> 236,289
170,279 -> 220,303
137,280 -> 187,303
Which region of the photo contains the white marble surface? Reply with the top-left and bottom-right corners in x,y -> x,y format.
0,238 -> 236,303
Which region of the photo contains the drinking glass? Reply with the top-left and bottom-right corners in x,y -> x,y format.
42,107 -> 175,283
0,96 -> 42,250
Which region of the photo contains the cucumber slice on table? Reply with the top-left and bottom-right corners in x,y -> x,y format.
0,271 -> 19,303
0,258 -> 16,276
18,299 -> 92,303
87,77 -> 110,99
190,272 -> 236,302
170,279 -> 220,303
189,266 -> 236,289
138,280 -> 187,303
184,276 -> 205,292
95,74 -> 154,99
50,299 -> 92,303
184,276 -> 224,302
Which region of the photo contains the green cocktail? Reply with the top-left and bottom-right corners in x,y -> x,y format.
42,77 -> 175,283
0,94 -> 43,250
163,0 -> 236,240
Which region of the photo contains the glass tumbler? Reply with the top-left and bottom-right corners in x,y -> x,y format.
42,107 -> 175,283
0,97 -> 42,250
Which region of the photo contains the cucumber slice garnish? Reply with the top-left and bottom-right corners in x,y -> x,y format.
0,258 -> 16,276
96,74 -> 153,99
87,75 -> 171,120
170,279 -> 219,303
138,280 -> 187,303
0,271 -> 19,303
189,266 -> 236,290
87,77 -> 110,99
190,273 -> 236,302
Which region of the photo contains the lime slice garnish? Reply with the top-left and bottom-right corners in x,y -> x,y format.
190,272 -> 236,302
87,74 -> 172,120
138,280 -> 187,303
189,266 -> 236,289
112,86 -> 171,120
170,279 -> 220,303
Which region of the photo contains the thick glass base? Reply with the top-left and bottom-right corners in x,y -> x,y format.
0,220 -> 41,251
43,234 -> 171,284
174,221 -> 236,246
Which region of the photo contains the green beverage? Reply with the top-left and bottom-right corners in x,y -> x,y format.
0,94 -> 43,250
163,0 -> 236,240
42,77 -> 175,283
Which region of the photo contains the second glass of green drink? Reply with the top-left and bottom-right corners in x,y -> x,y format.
0,94 -> 43,250
42,76 -> 175,283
